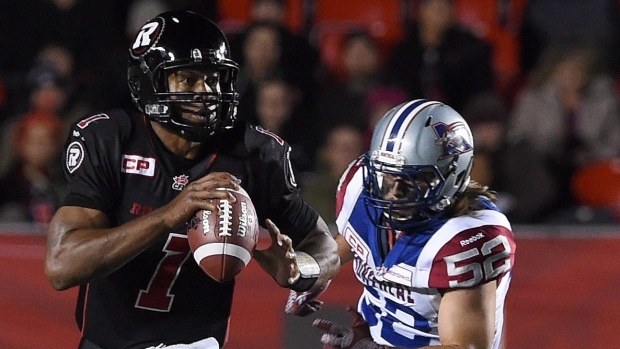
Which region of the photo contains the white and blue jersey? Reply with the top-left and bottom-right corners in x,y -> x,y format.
335,158 -> 516,348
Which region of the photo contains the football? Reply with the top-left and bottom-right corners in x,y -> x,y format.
187,186 -> 259,282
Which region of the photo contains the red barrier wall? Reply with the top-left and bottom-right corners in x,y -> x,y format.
1,232 -> 619,349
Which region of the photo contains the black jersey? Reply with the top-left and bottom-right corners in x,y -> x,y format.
61,109 -> 319,349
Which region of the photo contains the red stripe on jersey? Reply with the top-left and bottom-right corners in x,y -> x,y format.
429,224 -> 516,289
255,126 -> 284,145
335,157 -> 364,217
80,283 -> 90,336
77,113 -> 109,129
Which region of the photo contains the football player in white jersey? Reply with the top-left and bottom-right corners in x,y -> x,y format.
286,100 -> 516,349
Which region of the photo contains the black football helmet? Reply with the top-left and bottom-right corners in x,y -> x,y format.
128,11 -> 239,141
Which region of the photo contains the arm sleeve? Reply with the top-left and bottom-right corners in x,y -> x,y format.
249,125 -> 319,246
428,224 -> 516,289
60,110 -> 128,217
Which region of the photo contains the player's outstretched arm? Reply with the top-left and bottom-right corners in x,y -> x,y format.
44,172 -> 240,291
253,216 -> 339,292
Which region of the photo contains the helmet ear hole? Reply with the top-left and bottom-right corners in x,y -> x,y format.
425,116 -> 432,127
455,170 -> 466,187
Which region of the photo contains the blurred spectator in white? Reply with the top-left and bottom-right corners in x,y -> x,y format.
519,0 -> 620,76
316,31 -> 382,135
463,92 -> 557,223
0,111 -> 65,223
301,124 -> 365,232
384,0 -> 494,112
507,44 -> 620,223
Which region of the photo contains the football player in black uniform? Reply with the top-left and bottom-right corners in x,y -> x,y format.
44,11 -> 339,349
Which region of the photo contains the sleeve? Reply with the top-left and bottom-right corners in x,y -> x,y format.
428,224 -> 516,289
249,125 -> 319,246
335,156 -> 365,219
60,110 -> 129,216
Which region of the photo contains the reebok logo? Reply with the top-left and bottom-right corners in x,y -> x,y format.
460,232 -> 485,246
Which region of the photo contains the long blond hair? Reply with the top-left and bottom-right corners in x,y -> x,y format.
446,180 -> 497,217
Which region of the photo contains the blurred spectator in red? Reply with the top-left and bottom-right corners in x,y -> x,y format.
300,124 -> 365,232
571,159 -> 620,223
384,0 -> 495,112
361,85 -> 410,148
0,111 -> 65,223
507,44 -> 620,223
316,31 -> 382,135
255,76 -> 317,175
519,0 -> 620,76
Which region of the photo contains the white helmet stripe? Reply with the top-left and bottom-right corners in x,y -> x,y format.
382,100 -> 441,153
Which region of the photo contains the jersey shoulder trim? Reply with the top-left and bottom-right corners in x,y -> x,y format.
336,156 -> 364,217
415,210 -> 516,289
71,108 -> 132,136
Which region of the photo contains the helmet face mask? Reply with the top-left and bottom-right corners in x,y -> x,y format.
162,67 -> 228,133
127,11 -> 240,142
362,99 -> 474,230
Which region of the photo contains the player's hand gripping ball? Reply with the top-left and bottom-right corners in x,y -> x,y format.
187,186 -> 259,282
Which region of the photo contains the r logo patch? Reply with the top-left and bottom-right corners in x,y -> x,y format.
130,18 -> 164,57
66,141 -> 85,173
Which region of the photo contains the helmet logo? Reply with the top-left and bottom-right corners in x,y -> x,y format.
432,122 -> 473,160
130,19 -> 164,57
191,49 -> 203,62
66,141 -> 85,173
172,174 -> 190,191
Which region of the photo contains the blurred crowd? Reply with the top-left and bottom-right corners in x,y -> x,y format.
1,0 -> 620,227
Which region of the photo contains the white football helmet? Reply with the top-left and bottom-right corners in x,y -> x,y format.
363,99 -> 474,229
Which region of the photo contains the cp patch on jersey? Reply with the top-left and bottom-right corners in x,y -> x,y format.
66,141 -> 85,173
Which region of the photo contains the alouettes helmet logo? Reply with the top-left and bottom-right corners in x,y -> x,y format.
130,17 -> 165,58
432,121 -> 473,160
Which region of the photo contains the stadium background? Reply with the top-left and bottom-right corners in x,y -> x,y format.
2,0 -> 620,348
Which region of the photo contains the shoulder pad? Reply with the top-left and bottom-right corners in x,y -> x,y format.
68,109 -> 133,142
427,215 -> 516,289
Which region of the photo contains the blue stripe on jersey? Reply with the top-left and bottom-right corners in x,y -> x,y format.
383,217 -> 446,269
349,194 -> 386,268
479,195 -> 500,211
385,99 -> 428,152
